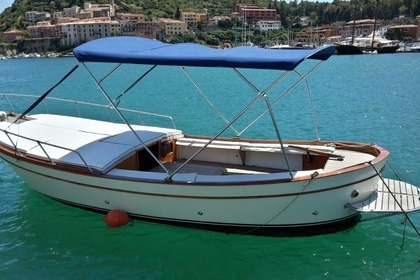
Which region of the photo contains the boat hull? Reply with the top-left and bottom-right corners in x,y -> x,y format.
376,45 -> 400,54
335,44 -> 363,55
0,150 -> 386,236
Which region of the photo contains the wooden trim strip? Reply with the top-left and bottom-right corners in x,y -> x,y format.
3,156 -> 382,200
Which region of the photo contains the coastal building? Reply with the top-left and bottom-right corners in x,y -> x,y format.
209,16 -> 231,26
300,16 -> 310,27
338,19 -> 376,39
120,20 -> 158,38
61,3 -> 114,20
25,11 -> 39,22
295,26 -> 331,46
3,29 -> 23,43
158,18 -> 187,38
62,6 -> 80,18
56,18 -> 120,47
196,13 -> 207,24
53,12 -> 63,20
118,13 -> 146,22
180,12 -> 198,29
27,21 -> 57,38
77,10 -> 94,20
24,11 -> 50,22
56,17 -> 80,24
118,13 -> 157,38
133,21 -> 159,39
256,20 -> 281,31
386,25 -> 418,41
83,2 -> 115,18
233,4 -> 259,13
234,4 -> 277,24
180,12 -> 206,31
120,19 -> 141,36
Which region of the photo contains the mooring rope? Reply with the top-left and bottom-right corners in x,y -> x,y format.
13,64 -> 79,124
238,171 -> 320,235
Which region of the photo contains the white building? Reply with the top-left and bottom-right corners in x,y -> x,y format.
62,6 -> 81,18
209,16 -> 231,25
57,19 -> 120,47
256,20 -> 281,31
84,2 -> 115,18
25,11 -> 39,22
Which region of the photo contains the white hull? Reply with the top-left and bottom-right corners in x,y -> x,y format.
1,150 -> 385,233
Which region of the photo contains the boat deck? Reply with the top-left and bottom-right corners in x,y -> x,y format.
0,114 -> 183,173
0,114 -> 377,178
323,149 -> 375,172
150,160 -> 286,175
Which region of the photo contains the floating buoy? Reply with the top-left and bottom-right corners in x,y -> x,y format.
104,210 -> 129,228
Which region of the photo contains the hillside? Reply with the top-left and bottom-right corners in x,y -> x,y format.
1,0 -> 419,33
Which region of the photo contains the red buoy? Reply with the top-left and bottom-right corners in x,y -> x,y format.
104,210 -> 129,228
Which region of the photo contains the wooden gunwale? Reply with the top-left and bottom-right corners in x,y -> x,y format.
0,152 -> 383,199
0,136 -> 388,186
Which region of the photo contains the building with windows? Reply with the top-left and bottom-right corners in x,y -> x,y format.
27,21 -> 57,38
180,12 -> 197,29
209,16 -> 231,26
24,11 -> 50,22
84,2 -> 115,18
256,21 -> 281,31
3,29 -> 23,43
338,19 -> 376,39
234,4 -> 277,24
118,13 -> 146,22
133,21 -> 159,39
158,18 -> 187,38
56,18 -> 120,47
25,11 -> 39,22
62,6 -> 81,18
118,13 -> 157,38
387,25 -> 418,40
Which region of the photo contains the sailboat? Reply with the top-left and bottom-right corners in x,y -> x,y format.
336,1 -> 363,55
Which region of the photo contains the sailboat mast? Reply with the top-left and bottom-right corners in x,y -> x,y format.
351,0 -> 358,45
371,0 -> 379,48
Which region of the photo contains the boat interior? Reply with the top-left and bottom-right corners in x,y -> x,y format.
0,111 -> 378,183
113,134 -> 376,179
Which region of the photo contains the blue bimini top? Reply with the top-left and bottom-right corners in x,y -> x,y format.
73,36 -> 336,71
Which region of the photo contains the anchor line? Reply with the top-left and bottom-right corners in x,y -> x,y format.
368,162 -> 420,238
400,217 -> 408,250
385,160 -> 402,181
238,171 -> 320,235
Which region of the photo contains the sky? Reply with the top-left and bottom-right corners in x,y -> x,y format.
1,0 -> 14,13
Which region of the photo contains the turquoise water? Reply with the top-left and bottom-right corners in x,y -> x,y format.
0,53 -> 419,279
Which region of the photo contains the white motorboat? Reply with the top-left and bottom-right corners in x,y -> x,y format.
0,37 -> 418,236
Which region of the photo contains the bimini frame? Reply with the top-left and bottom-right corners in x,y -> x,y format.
16,37 -> 335,182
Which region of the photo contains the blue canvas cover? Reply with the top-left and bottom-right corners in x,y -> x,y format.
73,37 -> 335,70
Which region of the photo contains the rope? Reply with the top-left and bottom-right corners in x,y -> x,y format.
238,171 -> 320,235
385,160 -> 402,181
368,162 -> 420,237
13,64 -> 79,123
400,218 -> 407,249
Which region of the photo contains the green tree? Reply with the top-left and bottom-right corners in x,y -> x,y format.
175,6 -> 181,19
